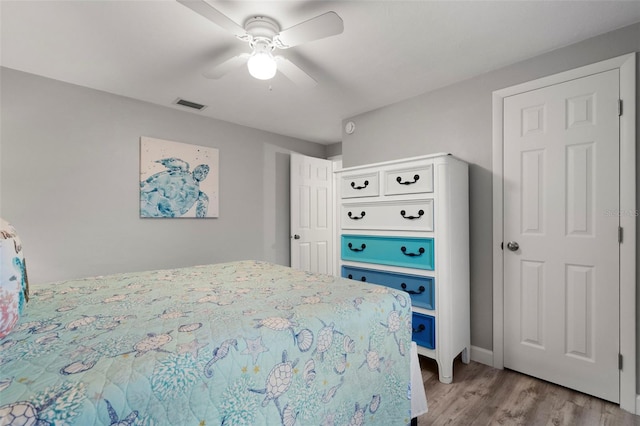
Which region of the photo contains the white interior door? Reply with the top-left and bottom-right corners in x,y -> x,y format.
290,153 -> 333,274
503,69 -> 620,402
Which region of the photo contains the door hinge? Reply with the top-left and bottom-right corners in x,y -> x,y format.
501,242 -> 503,250
619,353 -> 623,370
618,226 -> 623,243
618,99 -> 623,116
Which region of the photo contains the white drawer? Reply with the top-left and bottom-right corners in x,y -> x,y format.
341,172 -> 379,198
384,164 -> 433,196
341,200 -> 434,231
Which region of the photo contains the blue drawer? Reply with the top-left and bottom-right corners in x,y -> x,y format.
342,266 -> 435,310
341,234 -> 435,270
412,312 -> 435,349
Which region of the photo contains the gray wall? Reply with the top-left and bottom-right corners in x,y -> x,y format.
325,142 -> 342,159
0,68 -> 325,283
341,22 -> 640,376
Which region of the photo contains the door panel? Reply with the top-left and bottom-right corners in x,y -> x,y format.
503,69 -> 620,402
290,153 -> 333,274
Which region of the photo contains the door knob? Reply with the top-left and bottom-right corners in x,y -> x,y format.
506,241 -> 519,251
293,234 -> 300,240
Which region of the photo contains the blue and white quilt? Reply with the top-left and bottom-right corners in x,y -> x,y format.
0,260 -> 412,425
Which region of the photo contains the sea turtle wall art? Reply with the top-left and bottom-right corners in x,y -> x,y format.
140,137 -> 219,218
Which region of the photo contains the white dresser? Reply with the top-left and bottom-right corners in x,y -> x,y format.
336,153 -> 470,383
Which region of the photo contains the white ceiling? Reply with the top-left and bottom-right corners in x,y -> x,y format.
2,1 -> 640,145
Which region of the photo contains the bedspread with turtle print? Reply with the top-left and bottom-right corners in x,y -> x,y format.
0,260 -> 412,425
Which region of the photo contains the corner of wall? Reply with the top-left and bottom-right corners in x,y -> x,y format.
470,345 -> 493,367
324,142 -> 342,159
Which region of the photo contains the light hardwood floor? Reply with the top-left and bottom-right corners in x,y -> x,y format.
416,356 -> 640,426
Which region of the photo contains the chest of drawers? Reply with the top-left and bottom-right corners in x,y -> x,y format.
336,153 -> 470,383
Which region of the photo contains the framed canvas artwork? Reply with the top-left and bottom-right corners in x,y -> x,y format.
140,137 -> 219,218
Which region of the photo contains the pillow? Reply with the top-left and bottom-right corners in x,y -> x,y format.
0,218 -> 28,339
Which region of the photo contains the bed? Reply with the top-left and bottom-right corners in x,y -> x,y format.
0,259 -> 422,425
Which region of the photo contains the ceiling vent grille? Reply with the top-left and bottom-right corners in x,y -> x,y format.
174,98 -> 207,111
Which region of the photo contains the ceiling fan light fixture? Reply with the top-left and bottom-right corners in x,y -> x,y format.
247,40 -> 277,80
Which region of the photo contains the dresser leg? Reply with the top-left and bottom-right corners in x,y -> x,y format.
461,346 -> 470,364
436,359 -> 453,384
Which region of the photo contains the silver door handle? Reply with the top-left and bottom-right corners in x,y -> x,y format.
293,234 -> 300,240
506,241 -> 519,251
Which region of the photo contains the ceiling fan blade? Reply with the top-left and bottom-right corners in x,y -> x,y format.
177,0 -> 246,38
275,56 -> 317,88
275,11 -> 343,49
203,54 -> 249,79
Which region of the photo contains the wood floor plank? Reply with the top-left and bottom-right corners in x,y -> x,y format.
416,356 -> 640,426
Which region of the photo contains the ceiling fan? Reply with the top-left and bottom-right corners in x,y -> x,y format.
177,0 -> 344,87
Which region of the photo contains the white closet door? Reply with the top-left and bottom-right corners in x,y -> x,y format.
503,69 -> 620,402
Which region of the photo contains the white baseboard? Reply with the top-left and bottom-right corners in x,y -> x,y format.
635,394 -> 640,415
470,345 -> 493,366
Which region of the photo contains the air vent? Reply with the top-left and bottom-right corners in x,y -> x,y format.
174,98 -> 207,111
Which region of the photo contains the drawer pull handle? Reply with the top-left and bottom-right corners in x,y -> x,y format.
401,283 -> 426,295
347,211 -> 366,220
396,174 -> 420,185
351,180 -> 369,190
400,246 -> 425,257
400,209 -> 424,220
347,274 -> 367,282
413,324 -> 426,333
348,243 -> 366,252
